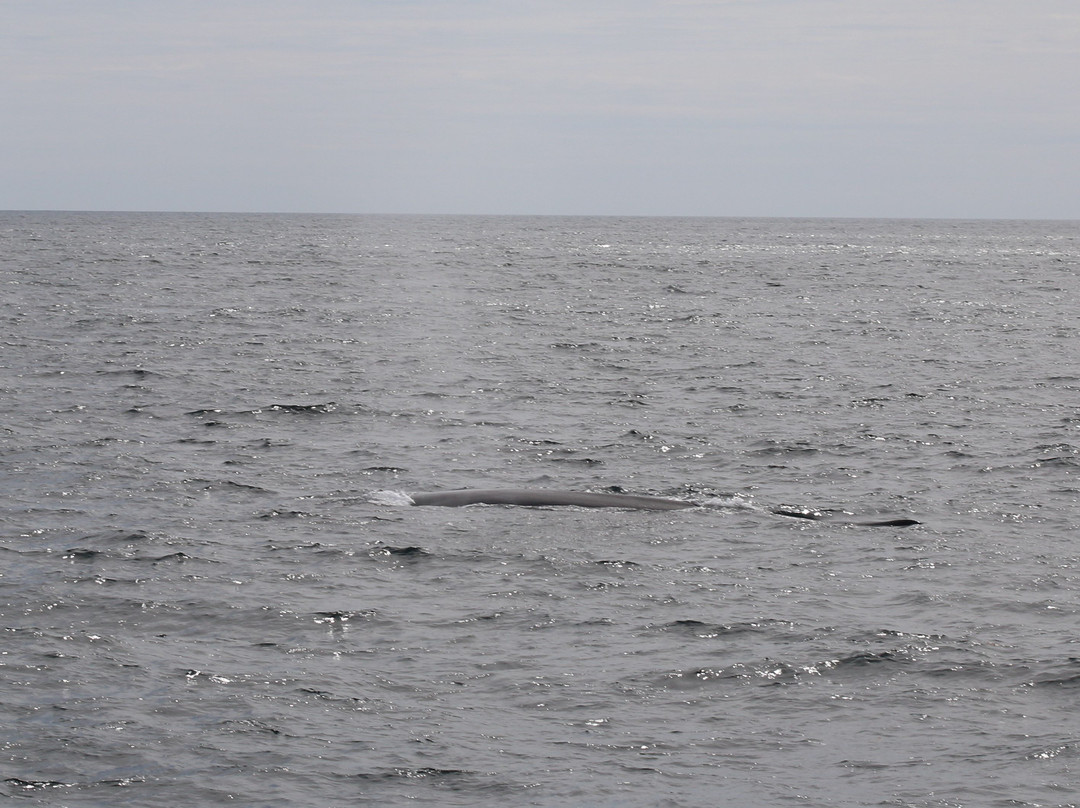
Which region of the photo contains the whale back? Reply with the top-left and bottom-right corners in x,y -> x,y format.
409,488 -> 695,510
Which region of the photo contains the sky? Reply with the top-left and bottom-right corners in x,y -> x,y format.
3,0 -> 1079,218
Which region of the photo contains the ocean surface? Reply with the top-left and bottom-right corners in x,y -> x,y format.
2,211 -> 1079,807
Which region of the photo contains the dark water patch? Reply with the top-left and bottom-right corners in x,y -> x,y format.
655,648 -> 917,691
196,418 -> 238,428
593,559 -> 642,569
1034,455 -> 1080,467
551,341 -> 606,351
96,368 -> 161,379
63,529 -> 153,549
873,627 -> 942,637
238,438 -> 292,451
4,777 -> 75,792
850,396 -> 891,408
185,401 -> 358,422
123,405 -> 159,416
650,619 -> 781,638
295,687 -> 398,712
312,610 -> 377,624
748,440 -> 820,456
219,717 -> 285,736
833,650 -> 910,668
186,408 -> 227,417
608,393 -> 648,407
537,448 -> 604,465
915,656 -> 1003,680
264,402 -> 339,415
259,509 -> 314,519
61,547 -> 108,560
583,580 -> 622,591
1023,740 -> 1080,761
370,544 -> 431,558
144,551 -> 192,564
184,478 -> 273,495
355,767 -> 478,783
68,574 -> 142,587
1026,660 -> 1080,688
1034,442 -> 1080,454
660,664 -> 754,689
58,547 -> 200,568
455,611 -> 509,623
267,542 -> 348,556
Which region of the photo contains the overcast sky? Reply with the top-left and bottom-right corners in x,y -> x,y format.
3,1 -> 1078,218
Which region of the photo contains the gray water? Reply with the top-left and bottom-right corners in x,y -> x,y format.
2,212 -> 1079,806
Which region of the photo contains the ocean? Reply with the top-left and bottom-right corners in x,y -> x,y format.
2,211 -> 1078,806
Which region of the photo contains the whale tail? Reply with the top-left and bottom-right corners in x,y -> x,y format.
851,517 -> 921,528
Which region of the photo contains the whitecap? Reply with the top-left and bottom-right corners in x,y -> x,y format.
367,490 -> 415,506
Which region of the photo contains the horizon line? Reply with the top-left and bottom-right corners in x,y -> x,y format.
3,208 -> 1078,223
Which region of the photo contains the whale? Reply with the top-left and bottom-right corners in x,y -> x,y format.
409,488 -> 693,510
407,488 -> 919,527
